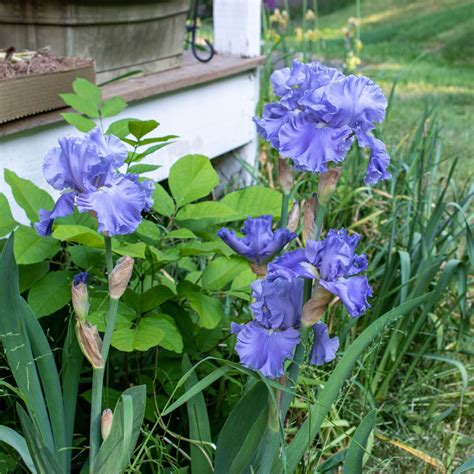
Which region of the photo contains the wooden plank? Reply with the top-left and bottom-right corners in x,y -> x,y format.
0,53 -> 265,138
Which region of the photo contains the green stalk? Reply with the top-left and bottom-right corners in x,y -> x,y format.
89,236 -> 119,473
280,192 -> 290,228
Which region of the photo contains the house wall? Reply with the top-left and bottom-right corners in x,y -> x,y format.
0,0 -> 262,224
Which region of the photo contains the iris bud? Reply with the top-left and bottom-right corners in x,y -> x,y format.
302,286 -> 332,327
318,168 -> 341,206
101,408 -> 113,440
109,256 -> 134,299
302,194 -> 317,243
71,272 -> 89,322
75,320 -> 104,369
278,157 -> 293,195
287,201 -> 300,233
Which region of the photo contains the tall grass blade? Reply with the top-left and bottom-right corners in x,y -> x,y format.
280,293 -> 431,473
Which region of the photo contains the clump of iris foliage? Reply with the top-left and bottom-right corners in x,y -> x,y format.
0,54 -> 472,474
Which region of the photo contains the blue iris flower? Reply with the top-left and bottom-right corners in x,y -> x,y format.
35,127 -> 153,237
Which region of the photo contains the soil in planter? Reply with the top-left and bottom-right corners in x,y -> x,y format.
0,49 -> 73,80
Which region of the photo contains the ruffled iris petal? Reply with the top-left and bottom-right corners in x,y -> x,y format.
253,103 -> 292,149
357,132 -> 391,185
43,136 -> 100,192
322,75 -> 387,132
278,113 -> 353,173
320,275 -> 373,317
310,322 -> 340,366
76,176 -> 145,236
268,248 -> 316,281
317,229 -> 360,281
250,277 -> 303,329
86,127 -> 127,167
233,321 -> 300,378
34,192 -> 76,236
124,174 -> 155,211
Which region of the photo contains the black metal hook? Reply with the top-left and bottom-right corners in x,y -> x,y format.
186,0 -> 215,63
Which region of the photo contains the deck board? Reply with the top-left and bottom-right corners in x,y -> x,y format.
0,53 -> 265,138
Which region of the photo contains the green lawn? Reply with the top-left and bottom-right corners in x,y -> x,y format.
273,0 -> 474,181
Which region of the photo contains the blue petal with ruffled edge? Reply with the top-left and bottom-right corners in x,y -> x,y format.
34,192 -> 75,237
231,321 -> 300,378
76,175 -> 146,236
320,275 -> 373,318
278,113 -> 353,173
250,277 -> 303,329
310,322 -> 340,366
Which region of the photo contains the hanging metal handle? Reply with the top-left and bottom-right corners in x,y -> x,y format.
186,0 -> 215,63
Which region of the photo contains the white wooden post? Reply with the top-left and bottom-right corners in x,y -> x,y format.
213,0 -> 262,186
214,0 -> 261,58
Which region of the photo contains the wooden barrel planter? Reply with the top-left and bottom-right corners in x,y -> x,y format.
0,0 -> 191,82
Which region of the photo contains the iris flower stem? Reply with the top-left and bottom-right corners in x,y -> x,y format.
89,236 -> 119,473
280,192 -> 290,228
280,203 -> 326,422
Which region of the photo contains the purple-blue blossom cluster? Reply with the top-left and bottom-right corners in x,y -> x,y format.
35,127 -> 154,237
254,59 -> 391,184
218,216 -> 373,378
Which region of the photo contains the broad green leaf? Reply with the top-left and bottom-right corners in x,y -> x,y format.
106,118 -> 132,138
182,355 -> 213,474
221,186 -> 282,219
4,169 -> 54,223
215,382 -> 270,474
101,96 -> 127,117
60,93 -> 99,117
129,119 -> 159,139
343,410 -> 376,473
14,225 -> 60,264
231,268 -> 256,291
183,288 -> 223,329
135,219 -> 161,243
16,405 -> 63,474
113,242 -> 147,258
0,193 -> 17,237
52,224 -> 104,248
93,386 -> 146,474
201,256 -> 248,291
281,293 -> 432,473
152,183 -> 175,217
178,240 -> 233,257
61,113 -> 96,132
72,78 -> 101,103
169,155 -> 219,207
176,201 -> 238,231
149,247 -> 180,264
166,228 -> 197,239
128,164 -> 160,174
140,285 -> 175,313
0,426 -> 36,474
19,262 -> 50,293
68,246 -> 104,270
112,314 -> 182,352
27,271 -> 71,318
